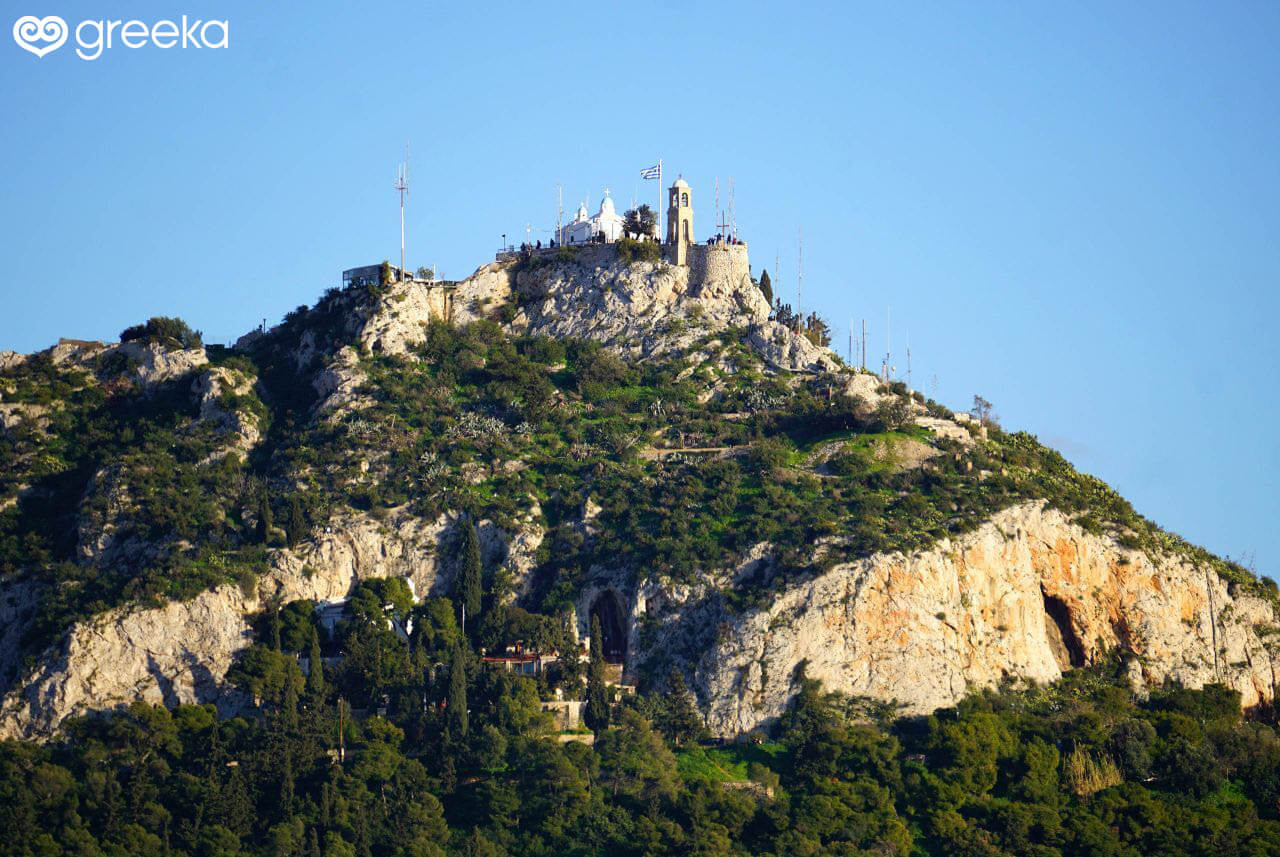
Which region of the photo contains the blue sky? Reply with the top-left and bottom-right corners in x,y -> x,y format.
2,1 -> 1278,578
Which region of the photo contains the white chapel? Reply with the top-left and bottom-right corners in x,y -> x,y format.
558,190 -> 627,245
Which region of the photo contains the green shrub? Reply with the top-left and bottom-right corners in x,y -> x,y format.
616,235 -> 661,265
119,316 -> 203,350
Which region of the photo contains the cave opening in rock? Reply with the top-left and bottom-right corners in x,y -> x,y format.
1042,590 -> 1086,670
589,590 -> 627,664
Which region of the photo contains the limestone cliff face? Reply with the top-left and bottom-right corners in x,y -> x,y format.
3,249 -> 1273,742
451,244 -> 839,373
312,243 -> 838,414
40,338 -> 209,386
0,510 -> 542,739
636,502 -> 1277,736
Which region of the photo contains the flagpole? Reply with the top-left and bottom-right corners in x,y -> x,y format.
657,158 -> 663,244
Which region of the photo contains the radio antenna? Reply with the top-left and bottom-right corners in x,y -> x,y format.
394,142 -> 410,280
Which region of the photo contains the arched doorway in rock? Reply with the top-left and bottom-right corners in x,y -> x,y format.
1042,589 -> 1086,671
589,590 -> 627,664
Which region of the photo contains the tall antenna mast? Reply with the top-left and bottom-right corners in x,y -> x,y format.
884,306 -> 891,382
797,226 -> 803,318
556,184 -> 563,246
395,143 -> 410,280
861,318 -> 867,370
728,177 -> 737,240
714,177 -> 720,240
906,327 -> 912,391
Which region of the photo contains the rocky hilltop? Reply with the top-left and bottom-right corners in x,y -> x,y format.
0,243 -> 1275,739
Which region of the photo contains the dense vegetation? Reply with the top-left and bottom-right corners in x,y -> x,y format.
4,277 -> 1280,855
0,344 -> 266,662
0,287 -> 1270,674
3,576 -> 1279,857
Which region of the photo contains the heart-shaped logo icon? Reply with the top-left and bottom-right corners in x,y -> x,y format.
12,15 -> 68,58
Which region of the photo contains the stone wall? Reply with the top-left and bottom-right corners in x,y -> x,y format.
687,243 -> 750,293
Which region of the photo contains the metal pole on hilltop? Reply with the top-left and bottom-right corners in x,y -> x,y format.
395,151 -> 409,279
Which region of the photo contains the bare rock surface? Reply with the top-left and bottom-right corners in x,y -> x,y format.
447,244 -> 838,373
192,366 -> 263,456
0,509 -> 539,739
635,501 -> 1278,736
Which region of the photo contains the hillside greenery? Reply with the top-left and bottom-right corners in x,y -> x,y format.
0,347 -> 265,662
2,578 -> 1279,856
2,282 -> 1279,855
0,291 -> 1271,671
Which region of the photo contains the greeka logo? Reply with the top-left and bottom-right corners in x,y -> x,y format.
12,15 -> 66,57
12,13 -> 228,60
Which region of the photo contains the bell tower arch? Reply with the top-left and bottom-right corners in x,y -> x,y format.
666,177 -> 694,266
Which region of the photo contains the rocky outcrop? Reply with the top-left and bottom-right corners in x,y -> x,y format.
0,578 -> 46,692
5,249 -> 1272,746
493,246 -> 838,373
343,244 -> 840,374
113,341 -> 208,386
192,367 -> 263,456
634,502 -> 1278,736
0,510 -> 541,739
0,402 -> 51,433
42,338 -> 208,386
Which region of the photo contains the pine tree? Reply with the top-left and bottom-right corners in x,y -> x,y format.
657,669 -> 705,747
585,614 -> 610,733
456,519 -> 483,632
306,828 -> 321,857
759,268 -> 773,304
447,643 -> 469,738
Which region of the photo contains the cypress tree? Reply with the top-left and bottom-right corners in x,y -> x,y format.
306,829 -> 320,857
320,781 -> 332,829
759,268 -> 773,304
355,801 -> 372,857
456,519 -> 483,631
585,614 -> 610,733
257,488 -> 273,544
281,674 -> 299,734
278,748 -> 295,820
269,600 -> 282,652
306,627 -> 325,700
286,497 -> 306,547
447,643 -> 469,738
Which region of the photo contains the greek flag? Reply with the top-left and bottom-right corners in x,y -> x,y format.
640,164 -> 661,180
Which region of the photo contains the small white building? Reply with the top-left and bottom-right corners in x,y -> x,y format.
559,191 -> 628,245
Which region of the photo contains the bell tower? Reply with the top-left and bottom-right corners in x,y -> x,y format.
666,177 -> 693,266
